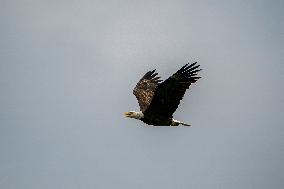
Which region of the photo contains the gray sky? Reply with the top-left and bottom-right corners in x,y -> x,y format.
1,0 -> 284,188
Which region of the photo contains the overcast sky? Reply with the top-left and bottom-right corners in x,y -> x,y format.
1,0 -> 284,188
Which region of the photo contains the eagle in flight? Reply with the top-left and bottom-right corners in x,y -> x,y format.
124,62 -> 201,126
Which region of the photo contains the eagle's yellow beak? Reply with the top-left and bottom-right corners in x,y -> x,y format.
124,112 -> 131,117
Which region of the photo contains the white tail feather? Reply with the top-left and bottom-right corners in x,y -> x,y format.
171,119 -> 191,126
180,121 -> 191,126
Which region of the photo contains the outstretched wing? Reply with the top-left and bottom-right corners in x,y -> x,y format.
144,62 -> 201,118
133,70 -> 162,112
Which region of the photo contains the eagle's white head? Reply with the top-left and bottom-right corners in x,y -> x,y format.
124,111 -> 144,120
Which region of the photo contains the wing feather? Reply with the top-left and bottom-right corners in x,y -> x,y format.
133,70 -> 162,112
144,62 -> 201,118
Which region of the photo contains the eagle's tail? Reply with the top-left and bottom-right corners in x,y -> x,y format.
171,119 -> 191,127
180,121 -> 191,126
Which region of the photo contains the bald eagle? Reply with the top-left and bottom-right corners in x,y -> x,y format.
124,62 -> 201,126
